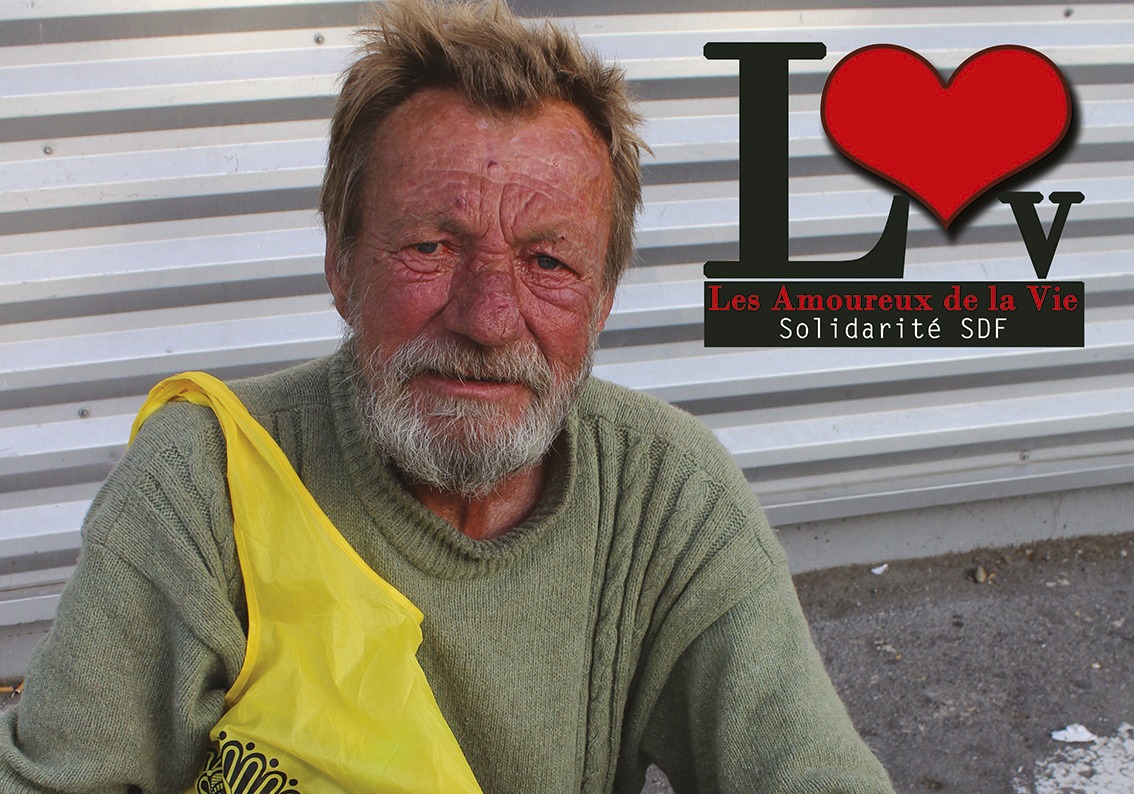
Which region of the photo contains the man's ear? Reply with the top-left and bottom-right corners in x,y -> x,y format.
594,287 -> 616,334
324,235 -> 352,322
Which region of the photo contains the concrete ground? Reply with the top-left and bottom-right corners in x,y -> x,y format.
646,531 -> 1134,793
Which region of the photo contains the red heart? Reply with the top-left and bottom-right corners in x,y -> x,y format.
821,45 -> 1072,228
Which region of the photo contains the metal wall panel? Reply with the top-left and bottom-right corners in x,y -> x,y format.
2,1 -> 1132,631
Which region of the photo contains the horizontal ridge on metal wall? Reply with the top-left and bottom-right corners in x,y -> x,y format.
2,1 -> 1132,626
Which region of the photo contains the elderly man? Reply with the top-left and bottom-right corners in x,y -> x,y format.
1,1 -> 893,792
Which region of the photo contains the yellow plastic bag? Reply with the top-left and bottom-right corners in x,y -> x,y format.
132,372 -> 484,794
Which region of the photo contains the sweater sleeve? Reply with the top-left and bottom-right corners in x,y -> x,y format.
0,403 -> 247,792
637,548 -> 894,794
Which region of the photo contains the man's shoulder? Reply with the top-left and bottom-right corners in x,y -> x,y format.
85,354 -> 341,566
575,376 -> 729,465
108,354 -> 336,512
570,376 -> 761,519
227,352 -> 337,418
127,354 -> 336,459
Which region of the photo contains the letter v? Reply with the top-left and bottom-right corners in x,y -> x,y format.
999,191 -> 1084,279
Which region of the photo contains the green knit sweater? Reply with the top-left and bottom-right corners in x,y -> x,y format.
0,349 -> 892,793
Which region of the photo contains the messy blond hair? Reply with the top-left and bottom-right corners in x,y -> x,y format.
320,0 -> 645,291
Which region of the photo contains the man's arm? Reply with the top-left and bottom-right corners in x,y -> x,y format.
634,554 -> 894,794
0,403 -> 245,791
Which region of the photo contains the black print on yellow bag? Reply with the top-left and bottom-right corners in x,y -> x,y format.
194,732 -> 301,794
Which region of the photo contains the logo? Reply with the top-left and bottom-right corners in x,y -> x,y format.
701,42 -> 1084,348
194,732 -> 302,794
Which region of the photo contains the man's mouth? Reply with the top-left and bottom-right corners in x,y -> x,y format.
382,335 -> 554,397
446,371 -> 504,382
417,370 -> 528,393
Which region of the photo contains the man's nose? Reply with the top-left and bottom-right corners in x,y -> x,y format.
442,253 -> 524,346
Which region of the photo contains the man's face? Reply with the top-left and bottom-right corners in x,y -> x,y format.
326,88 -> 616,496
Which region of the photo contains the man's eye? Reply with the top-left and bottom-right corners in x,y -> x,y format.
413,242 -> 440,254
535,255 -> 563,271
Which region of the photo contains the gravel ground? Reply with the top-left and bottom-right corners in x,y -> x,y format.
800,531 -> 1134,793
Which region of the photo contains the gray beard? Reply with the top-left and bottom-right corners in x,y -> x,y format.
349,332 -> 593,498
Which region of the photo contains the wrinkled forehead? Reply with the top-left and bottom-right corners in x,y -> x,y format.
363,88 -> 614,225
367,89 -> 607,184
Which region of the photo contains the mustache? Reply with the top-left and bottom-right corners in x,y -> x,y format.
384,335 -> 554,395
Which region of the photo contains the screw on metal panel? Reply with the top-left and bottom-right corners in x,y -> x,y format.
1064,7 -> 1073,16
1019,450 -> 1031,461
314,32 -> 325,45
78,407 -> 91,418
43,145 -> 54,155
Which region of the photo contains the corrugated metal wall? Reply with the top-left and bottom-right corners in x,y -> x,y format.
3,1 -> 1132,642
